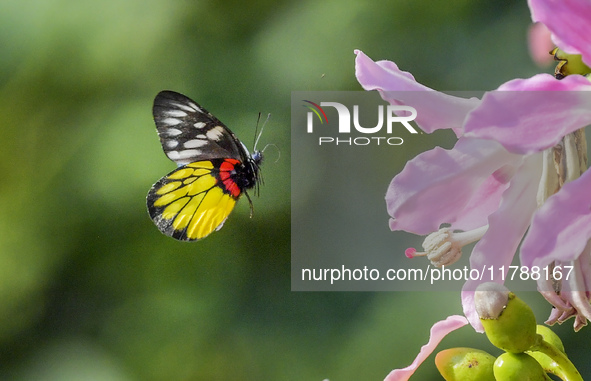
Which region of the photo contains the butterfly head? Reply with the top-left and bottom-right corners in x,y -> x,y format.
244,149 -> 263,195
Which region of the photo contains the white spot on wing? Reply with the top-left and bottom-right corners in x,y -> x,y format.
167,149 -> 202,161
166,140 -> 179,148
164,128 -> 182,136
193,122 -> 206,129
184,139 -> 208,149
206,126 -> 225,141
170,101 -> 199,113
162,118 -> 182,126
165,110 -> 188,117
188,102 -> 202,113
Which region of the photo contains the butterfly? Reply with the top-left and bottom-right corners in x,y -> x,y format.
147,90 -> 263,241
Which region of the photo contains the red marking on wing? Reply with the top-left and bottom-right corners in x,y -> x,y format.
223,179 -> 241,197
219,159 -> 241,198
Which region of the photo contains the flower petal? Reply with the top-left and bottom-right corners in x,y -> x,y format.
462,154 -> 542,330
387,138 -> 519,235
529,0 -> 591,66
451,168 -> 512,231
521,168 -> 591,268
384,315 -> 469,381
495,73 -> 591,91
464,74 -> 591,155
556,258 -> 591,329
355,49 -> 419,89
528,22 -> 554,67
354,50 -> 479,135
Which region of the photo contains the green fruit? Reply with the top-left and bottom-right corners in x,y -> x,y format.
475,283 -> 537,353
435,347 -> 496,381
493,352 -> 548,380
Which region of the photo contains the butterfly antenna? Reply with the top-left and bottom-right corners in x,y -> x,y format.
253,113 -> 271,151
253,112 -> 262,149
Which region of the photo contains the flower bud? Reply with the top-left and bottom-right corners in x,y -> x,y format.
475,283 -> 537,353
435,347 -> 496,381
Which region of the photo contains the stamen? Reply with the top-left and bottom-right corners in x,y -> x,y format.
404,247 -> 417,259
405,226 -> 488,267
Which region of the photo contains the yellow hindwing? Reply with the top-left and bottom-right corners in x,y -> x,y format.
147,160 -> 239,241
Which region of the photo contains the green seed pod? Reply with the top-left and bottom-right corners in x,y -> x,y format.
435,347 -> 496,381
493,352 -> 548,381
475,283 -> 537,353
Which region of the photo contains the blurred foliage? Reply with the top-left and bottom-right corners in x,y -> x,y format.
0,0 -> 585,380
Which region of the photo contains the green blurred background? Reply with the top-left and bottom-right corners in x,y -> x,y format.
0,0 -> 588,379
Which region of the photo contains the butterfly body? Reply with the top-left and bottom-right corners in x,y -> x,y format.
147,91 -> 262,241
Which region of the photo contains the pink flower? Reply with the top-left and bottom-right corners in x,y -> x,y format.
353,0 -> 591,378
355,0 -> 591,378
383,315 -> 468,381
356,48 -> 591,330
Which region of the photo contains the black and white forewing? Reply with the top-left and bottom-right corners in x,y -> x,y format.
153,91 -> 245,166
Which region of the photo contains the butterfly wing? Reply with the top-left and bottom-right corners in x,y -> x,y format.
147,160 -> 243,241
148,91 -> 261,241
153,90 -> 247,165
